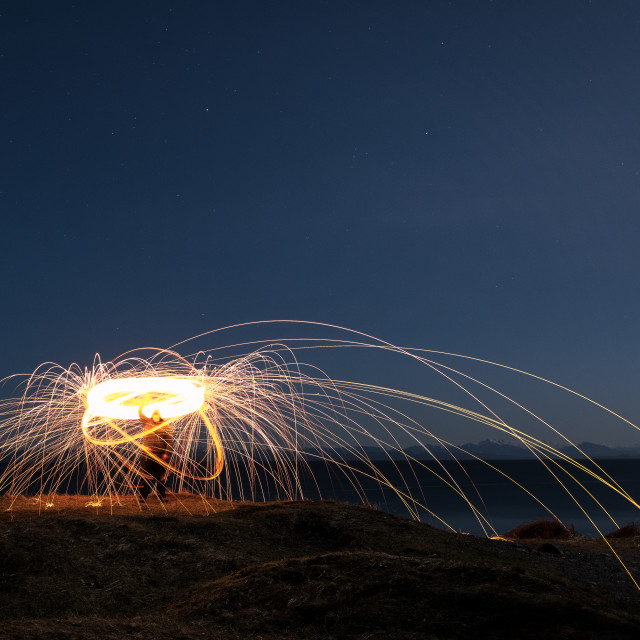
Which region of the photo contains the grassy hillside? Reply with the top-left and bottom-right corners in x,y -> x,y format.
1,495 -> 639,639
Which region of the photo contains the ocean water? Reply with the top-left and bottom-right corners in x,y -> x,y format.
292,458 -> 640,537
3,457 -> 639,537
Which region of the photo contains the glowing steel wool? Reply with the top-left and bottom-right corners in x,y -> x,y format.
82,375 -> 223,483
1,320 -> 640,590
86,377 -> 205,419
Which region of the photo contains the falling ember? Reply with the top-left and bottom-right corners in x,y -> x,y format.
1,321 -> 640,590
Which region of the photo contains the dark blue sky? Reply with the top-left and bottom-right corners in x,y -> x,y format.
2,1 -> 640,444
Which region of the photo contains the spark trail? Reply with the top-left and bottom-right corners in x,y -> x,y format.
1,321 -> 639,588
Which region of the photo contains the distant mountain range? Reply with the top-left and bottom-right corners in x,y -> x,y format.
301,440 -> 640,461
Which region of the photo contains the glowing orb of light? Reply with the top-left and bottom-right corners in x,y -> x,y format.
86,376 -> 205,420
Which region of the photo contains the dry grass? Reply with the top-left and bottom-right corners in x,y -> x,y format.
0,492 -> 235,521
606,523 -> 640,539
504,519 -> 575,540
1,496 -> 640,639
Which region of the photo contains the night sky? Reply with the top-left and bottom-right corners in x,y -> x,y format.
2,1 -> 640,444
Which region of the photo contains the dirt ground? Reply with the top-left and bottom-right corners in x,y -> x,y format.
1,494 -> 640,639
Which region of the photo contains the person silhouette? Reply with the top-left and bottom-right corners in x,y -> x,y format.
137,406 -> 173,502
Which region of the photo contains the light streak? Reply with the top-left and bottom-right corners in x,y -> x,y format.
86,377 -> 205,420
0,320 -> 639,590
81,375 -> 223,485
